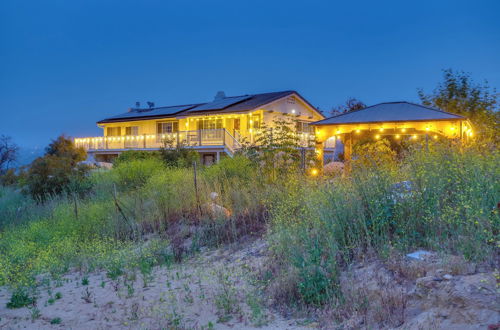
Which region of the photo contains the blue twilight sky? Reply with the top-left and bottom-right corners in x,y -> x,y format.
1,0 -> 499,148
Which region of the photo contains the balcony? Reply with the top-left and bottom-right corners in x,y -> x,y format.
75,129 -> 242,154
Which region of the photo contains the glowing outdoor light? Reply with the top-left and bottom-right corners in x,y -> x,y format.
412,134 -> 417,140
379,127 -> 384,132
311,168 -> 318,176
355,129 -> 361,134
395,134 -> 400,139
401,128 -> 406,133
433,135 -> 438,139
375,134 -> 380,139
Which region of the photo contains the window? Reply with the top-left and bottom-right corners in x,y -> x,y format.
248,114 -> 261,129
296,121 -> 312,134
106,127 -> 121,136
125,126 -> 139,135
198,119 -> 222,130
157,121 -> 178,134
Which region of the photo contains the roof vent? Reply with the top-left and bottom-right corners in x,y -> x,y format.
214,91 -> 226,101
147,101 -> 155,109
135,101 -> 141,108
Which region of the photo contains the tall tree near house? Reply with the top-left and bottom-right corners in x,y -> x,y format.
418,69 -> 499,140
330,98 -> 366,117
0,135 -> 18,174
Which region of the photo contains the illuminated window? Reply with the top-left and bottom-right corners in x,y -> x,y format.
106,127 -> 121,136
125,126 -> 139,135
247,114 -> 261,129
157,121 -> 179,134
198,118 -> 222,130
296,121 -> 312,134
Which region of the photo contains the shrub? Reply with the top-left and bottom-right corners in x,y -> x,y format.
6,287 -> 36,308
113,150 -> 162,167
111,158 -> 165,190
160,141 -> 200,168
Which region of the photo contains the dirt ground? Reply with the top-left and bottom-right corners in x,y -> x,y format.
0,239 -> 498,329
0,239 -> 306,329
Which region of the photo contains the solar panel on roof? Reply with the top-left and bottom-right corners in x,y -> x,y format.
104,105 -> 196,120
190,95 -> 251,111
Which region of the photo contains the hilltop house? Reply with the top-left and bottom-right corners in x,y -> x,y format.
75,91 -> 325,164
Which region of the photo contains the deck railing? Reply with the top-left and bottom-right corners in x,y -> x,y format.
75,129 -> 242,153
75,129 -> 315,153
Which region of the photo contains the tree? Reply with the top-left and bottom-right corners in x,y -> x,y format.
330,98 -> 366,117
242,118 -> 317,181
25,135 -> 88,201
418,69 -> 499,140
0,135 -> 18,175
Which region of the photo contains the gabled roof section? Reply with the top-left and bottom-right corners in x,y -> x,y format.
312,101 -> 465,126
98,90 -> 322,124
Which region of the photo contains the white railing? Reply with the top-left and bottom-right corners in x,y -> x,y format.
75,129 -> 242,153
75,129 -> 313,153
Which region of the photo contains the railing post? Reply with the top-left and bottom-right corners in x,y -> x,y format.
198,130 -> 202,146
223,129 -> 226,147
177,132 -> 180,147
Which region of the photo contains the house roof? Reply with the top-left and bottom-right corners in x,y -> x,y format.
312,101 -> 466,126
98,90 -> 321,124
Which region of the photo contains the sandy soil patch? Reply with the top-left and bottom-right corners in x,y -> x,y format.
0,239 -> 307,330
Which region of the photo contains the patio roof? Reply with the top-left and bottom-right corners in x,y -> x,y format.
313,101 -> 465,126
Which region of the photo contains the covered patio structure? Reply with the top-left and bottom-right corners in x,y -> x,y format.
312,101 -> 472,163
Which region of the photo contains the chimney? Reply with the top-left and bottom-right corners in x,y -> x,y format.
214,91 -> 226,101
147,101 -> 155,109
135,101 -> 141,108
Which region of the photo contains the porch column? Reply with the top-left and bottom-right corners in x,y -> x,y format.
216,152 -> 220,163
315,140 -> 325,169
344,133 -> 353,161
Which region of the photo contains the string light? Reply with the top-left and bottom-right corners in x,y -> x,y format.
395,134 -> 400,139
375,134 -> 380,140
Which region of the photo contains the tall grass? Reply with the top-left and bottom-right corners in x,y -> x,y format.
1,143 -> 497,312
0,155 -> 266,290
266,142 -> 499,306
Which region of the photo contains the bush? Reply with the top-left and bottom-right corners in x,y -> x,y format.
160,142 -> 200,168
113,150 -> 162,167
111,158 -> 165,190
6,287 -> 36,308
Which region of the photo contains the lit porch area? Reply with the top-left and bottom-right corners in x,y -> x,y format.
312,102 -> 472,163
